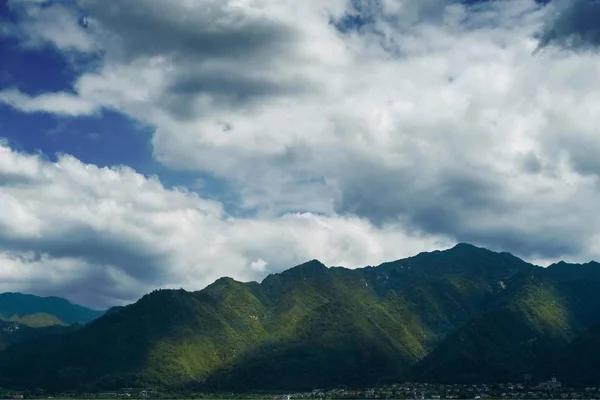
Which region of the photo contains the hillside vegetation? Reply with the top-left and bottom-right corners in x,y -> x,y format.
0,244 -> 599,391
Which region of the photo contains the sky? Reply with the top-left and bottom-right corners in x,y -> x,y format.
1,0 -> 600,309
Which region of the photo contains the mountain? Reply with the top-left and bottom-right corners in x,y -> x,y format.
0,319 -> 80,351
416,275 -> 575,382
0,244 -> 598,391
8,312 -> 66,328
417,260 -> 600,384
0,292 -> 104,327
558,322 -> 600,386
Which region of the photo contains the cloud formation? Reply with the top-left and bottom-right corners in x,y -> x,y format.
0,142 -> 448,308
3,0 -> 600,306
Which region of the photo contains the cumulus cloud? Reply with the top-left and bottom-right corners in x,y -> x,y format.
250,259 -> 268,273
3,0 -> 600,296
0,143 -> 449,308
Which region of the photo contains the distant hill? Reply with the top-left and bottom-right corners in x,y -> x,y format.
8,312 -> 66,328
0,292 -> 104,327
0,319 -> 80,351
0,244 -> 599,391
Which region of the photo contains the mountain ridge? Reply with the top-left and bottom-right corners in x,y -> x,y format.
0,243 -> 599,391
0,292 -> 105,327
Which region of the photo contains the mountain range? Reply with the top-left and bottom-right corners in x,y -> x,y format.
1,243 -> 600,392
0,292 -> 104,327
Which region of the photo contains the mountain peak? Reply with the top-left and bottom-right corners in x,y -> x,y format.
282,259 -> 327,275
296,259 -> 326,268
448,242 -> 489,253
445,242 -> 527,263
262,259 -> 327,285
452,242 -> 479,249
383,241 -> 533,279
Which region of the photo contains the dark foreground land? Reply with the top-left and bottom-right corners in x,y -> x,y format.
6,379 -> 600,400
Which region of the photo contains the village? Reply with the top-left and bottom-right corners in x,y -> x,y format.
288,378 -> 600,399
4,377 -> 600,400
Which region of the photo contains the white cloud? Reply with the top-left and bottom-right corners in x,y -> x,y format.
250,258 -> 268,273
4,0 -> 96,52
0,143 -> 450,308
0,89 -> 97,116
3,0 -> 600,287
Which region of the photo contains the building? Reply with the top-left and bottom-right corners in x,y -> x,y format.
537,376 -> 562,390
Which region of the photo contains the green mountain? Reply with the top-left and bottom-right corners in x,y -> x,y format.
0,319 -> 81,353
558,322 -> 600,386
416,276 -> 574,382
0,293 -> 104,327
416,261 -> 600,384
0,244 -> 599,391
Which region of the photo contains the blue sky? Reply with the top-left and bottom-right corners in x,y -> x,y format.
1,0 -> 600,308
0,0 -> 239,208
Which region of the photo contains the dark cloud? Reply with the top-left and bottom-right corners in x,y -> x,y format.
0,224 -> 170,284
334,159 -> 505,227
76,0 -> 315,118
559,135 -> 600,177
538,0 -> 600,50
333,158 -> 586,260
0,171 -> 35,186
457,226 -> 583,261
539,118 -> 600,179
162,71 -> 314,119
519,152 -> 543,174
21,265 -> 148,310
81,0 -> 298,62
